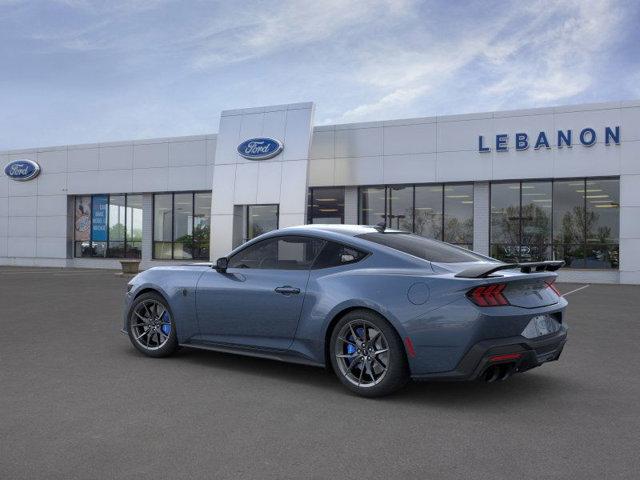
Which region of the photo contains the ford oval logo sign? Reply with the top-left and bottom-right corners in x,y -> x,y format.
237,138 -> 283,160
4,159 -> 41,181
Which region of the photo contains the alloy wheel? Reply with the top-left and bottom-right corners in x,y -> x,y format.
130,299 -> 172,351
334,319 -> 390,388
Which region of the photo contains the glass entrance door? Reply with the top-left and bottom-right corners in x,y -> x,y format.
247,204 -> 279,241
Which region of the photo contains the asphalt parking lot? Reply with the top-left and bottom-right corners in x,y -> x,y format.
1,267 -> 639,479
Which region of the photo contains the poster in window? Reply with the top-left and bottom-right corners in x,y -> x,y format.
92,195 -> 108,242
75,196 -> 91,241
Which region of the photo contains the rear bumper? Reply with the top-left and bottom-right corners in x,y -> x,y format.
411,326 -> 567,381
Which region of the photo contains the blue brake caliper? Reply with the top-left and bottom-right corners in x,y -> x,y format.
161,312 -> 171,335
345,327 -> 364,366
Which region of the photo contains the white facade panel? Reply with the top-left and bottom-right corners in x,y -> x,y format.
36,149 -> 68,173
279,160 -> 308,215
282,106 -> 315,162
132,167 -> 169,192
134,142 -> 169,169
97,169 -> 134,193
383,123 -> 436,155
36,215 -> 67,238
167,165 -> 209,191
620,140 -> 640,175
553,141 -> 620,178
233,163 -> 259,204
8,177 -> 38,196
8,216 -> 37,237
214,114 -> 243,165
262,110 -> 287,145
37,195 -> 67,217
169,140 -> 207,167
37,172 -> 67,196
308,158 -> 335,186
620,175 -> 640,206
492,145 -> 554,180
99,144 -> 133,170
309,130 -> 334,160
620,107 -> 640,142
68,147 -> 100,172
256,162 -> 283,204
437,118 -> 493,152
335,127 -> 383,158
8,196 -> 37,217
436,151 -> 491,182
383,153 -> 436,185
334,156 -> 383,186
36,237 -> 67,258
7,236 -> 36,257
67,171 -> 103,195
211,164 -> 236,215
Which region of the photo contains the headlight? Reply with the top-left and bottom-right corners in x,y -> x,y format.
127,283 -> 134,293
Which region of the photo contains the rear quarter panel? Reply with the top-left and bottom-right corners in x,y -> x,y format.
294,262 -> 567,376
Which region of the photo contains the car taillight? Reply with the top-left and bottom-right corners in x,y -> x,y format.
546,280 -> 561,297
467,283 -> 509,307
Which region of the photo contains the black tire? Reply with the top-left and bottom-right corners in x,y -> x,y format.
329,309 -> 409,397
127,292 -> 178,358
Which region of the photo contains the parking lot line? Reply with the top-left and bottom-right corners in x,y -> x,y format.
561,284 -> 590,297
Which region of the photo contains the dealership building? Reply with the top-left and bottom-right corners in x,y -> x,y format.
1,100 -> 639,284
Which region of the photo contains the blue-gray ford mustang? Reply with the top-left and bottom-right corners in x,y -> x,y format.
123,224 -> 567,397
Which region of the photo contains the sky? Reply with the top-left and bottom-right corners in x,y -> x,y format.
1,0 -> 639,150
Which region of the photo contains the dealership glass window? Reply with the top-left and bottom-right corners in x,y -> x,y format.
307,187 -> 345,224
491,178 -> 619,269
414,185 -> 443,240
520,182 -> 552,262
444,184 -> 474,248
359,184 -> 473,248
108,195 -> 126,257
491,181 -> 553,262
153,194 -> 173,259
387,186 -> 413,231
152,192 -> 211,260
193,192 -> 212,260
73,193 -> 143,259
247,204 -> 279,241
359,187 -> 386,225
126,195 -> 143,258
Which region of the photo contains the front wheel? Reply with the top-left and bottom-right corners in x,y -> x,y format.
329,310 -> 409,397
127,292 -> 178,358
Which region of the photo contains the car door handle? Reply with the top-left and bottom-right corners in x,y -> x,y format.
274,286 -> 301,295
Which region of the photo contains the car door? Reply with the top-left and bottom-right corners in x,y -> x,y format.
195,235 -> 325,351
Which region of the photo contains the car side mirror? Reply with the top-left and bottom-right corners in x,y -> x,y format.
215,257 -> 228,272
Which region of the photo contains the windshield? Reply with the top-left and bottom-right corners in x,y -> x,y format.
357,232 -> 488,263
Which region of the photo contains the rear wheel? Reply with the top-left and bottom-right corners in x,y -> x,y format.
330,310 -> 409,397
127,292 -> 178,358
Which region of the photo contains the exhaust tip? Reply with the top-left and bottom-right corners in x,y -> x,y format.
482,363 -> 517,382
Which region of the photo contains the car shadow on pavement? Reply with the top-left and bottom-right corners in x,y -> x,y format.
122,343 -> 572,405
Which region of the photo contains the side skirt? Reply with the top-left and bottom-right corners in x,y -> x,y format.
179,340 -> 325,368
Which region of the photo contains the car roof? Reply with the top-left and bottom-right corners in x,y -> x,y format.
276,224 -> 404,237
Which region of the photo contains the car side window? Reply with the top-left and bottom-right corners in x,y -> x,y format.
227,236 -> 326,270
312,241 -> 367,269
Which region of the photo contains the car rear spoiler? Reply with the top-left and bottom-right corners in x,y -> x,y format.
454,261 -> 565,278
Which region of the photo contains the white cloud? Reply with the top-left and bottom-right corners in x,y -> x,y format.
334,0 -> 625,122
190,0 -> 415,69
